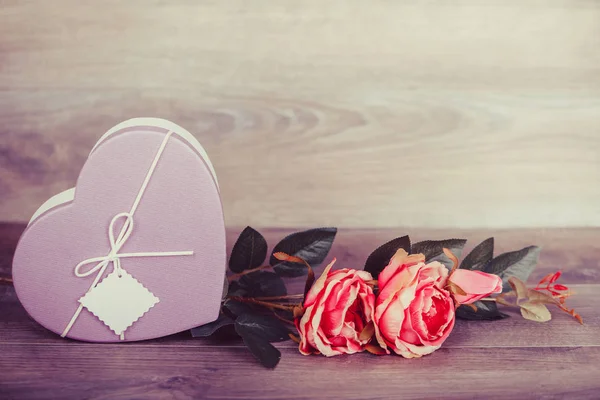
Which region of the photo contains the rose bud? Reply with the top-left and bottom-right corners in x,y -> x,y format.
448,269 -> 503,305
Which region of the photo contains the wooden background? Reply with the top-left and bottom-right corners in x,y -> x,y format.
1,0 -> 599,229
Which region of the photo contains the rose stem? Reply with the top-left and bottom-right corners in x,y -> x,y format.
227,265 -> 272,282
272,311 -> 296,326
253,294 -> 304,301
228,296 -> 297,311
0,277 -> 13,285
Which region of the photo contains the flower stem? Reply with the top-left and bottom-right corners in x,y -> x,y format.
0,277 -> 13,285
254,294 -> 304,301
227,265 -> 271,281
228,296 -> 298,311
272,311 -> 296,326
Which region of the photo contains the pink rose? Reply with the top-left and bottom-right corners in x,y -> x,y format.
373,250 -> 455,358
448,269 -> 503,304
296,259 -> 376,357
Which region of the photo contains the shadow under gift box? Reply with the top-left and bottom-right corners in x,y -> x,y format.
12,118 -> 227,342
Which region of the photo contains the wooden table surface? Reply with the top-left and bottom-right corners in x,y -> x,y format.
1,224 -> 599,399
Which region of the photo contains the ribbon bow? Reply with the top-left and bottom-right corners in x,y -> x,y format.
74,212 -> 193,279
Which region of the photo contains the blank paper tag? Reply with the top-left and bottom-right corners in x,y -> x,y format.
79,269 -> 159,335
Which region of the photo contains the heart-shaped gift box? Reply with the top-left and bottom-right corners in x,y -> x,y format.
12,118 -> 226,342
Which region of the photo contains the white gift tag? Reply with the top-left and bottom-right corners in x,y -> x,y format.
79,269 -> 159,336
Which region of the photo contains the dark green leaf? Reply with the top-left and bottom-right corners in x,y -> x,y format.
364,236 -> 411,279
269,228 -> 337,277
227,281 -> 247,297
224,301 -> 295,331
229,227 -> 268,273
273,308 -> 295,322
455,301 -> 509,321
411,238 -> 466,271
460,238 -> 494,270
223,299 -> 259,318
221,276 -> 229,300
484,246 -> 541,291
234,312 -> 289,367
235,312 -> 291,343
239,271 -> 287,297
190,314 -> 235,337
236,326 -> 281,369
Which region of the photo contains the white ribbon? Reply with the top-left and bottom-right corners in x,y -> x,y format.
73,212 -> 192,280
61,131 -> 194,339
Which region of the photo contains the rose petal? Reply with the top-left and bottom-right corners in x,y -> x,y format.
304,259 -> 337,306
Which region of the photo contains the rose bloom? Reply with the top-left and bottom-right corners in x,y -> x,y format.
374,250 -> 455,358
296,259 -> 376,357
373,249 -> 502,358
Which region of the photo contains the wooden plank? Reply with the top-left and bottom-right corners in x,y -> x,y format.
0,1 -> 599,229
1,284 -> 597,348
2,224 -> 600,283
1,344 -> 599,399
0,223 -> 23,277
1,224 -> 599,398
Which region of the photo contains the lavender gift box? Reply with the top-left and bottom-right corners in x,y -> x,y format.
12,118 -> 226,342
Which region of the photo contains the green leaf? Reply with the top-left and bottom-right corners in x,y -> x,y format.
269,228 -> 337,277
227,281 -> 247,297
411,238 -> 467,271
273,308 -> 295,322
455,301 -> 509,321
190,314 -> 235,337
239,271 -> 287,297
223,299 -> 260,318
364,235 -> 411,279
520,301 -> 552,323
234,313 -> 291,368
229,227 -> 268,273
221,276 -> 229,300
507,276 -> 529,303
483,246 -> 541,291
460,238 -> 494,270
224,300 -> 295,332
236,327 -> 281,369
235,313 -> 291,343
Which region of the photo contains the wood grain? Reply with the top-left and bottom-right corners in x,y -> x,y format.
2,344 -> 599,399
1,1 -> 599,228
2,224 -> 600,283
1,224 -> 600,398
